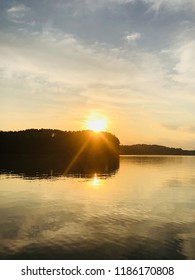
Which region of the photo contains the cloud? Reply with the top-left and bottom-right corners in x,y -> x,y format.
143,0 -> 195,11
1,27 -> 195,147
82,0 -> 135,7
6,4 -> 31,22
61,0 -> 195,12
56,0 -> 135,13
162,123 -> 195,134
124,32 -> 141,44
172,40 -> 195,87
0,29 -> 169,128
0,29 -> 167,91
162,123 -> 181,131
74,0 -> 195,11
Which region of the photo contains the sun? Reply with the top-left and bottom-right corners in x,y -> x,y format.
85,115 -> 107,132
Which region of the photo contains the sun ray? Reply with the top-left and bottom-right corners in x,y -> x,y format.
63,136 -> 92,174
97,132 -> 119,156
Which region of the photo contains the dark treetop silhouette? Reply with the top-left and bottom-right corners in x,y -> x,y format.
0,129 -> 120,177
120,144 -> 195,156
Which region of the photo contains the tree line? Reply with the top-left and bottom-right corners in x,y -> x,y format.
120,144 -> 195,155
0,129 -> 120,174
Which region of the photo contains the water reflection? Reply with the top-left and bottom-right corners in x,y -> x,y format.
120,155 -> 183,165
1,156 -> 195,259
0,155 -> 119,179
91,174 -> 100,188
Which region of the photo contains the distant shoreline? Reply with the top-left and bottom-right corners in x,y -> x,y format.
1,129 -> 194,156
120,144 -> 195,156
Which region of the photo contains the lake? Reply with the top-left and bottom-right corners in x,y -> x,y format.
0,155 -> 195,260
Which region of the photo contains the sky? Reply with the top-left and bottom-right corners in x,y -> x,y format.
1,0 -> 195,148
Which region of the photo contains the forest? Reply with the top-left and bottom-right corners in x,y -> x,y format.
120,144 -> 195,155
0,129 -> 120,175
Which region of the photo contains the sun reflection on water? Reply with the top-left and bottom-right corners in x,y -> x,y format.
92,173 -> 100,188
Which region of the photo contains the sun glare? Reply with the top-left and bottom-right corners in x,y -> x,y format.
85,115 -> 107,132
92,174 -> 100,187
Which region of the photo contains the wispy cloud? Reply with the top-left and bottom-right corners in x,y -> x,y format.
6,4 -> 31,23
0,28 -> 170,132
60,0 -> 195,12
0,30 -> 167,90
143,0 -> 195,11
172,40 -> 195,87
1,0 -> 195,147
162,123 -> 195,134
124,32 -> 141,44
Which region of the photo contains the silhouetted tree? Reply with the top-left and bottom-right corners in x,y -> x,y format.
0,129 -> 120,174
120,144 -> 195,155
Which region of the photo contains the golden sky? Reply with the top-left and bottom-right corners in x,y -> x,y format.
1,0 -> 195,148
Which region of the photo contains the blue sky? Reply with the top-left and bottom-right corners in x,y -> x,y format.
1,0 -> 195,148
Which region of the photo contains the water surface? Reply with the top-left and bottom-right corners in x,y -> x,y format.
0,156 -> 195,259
